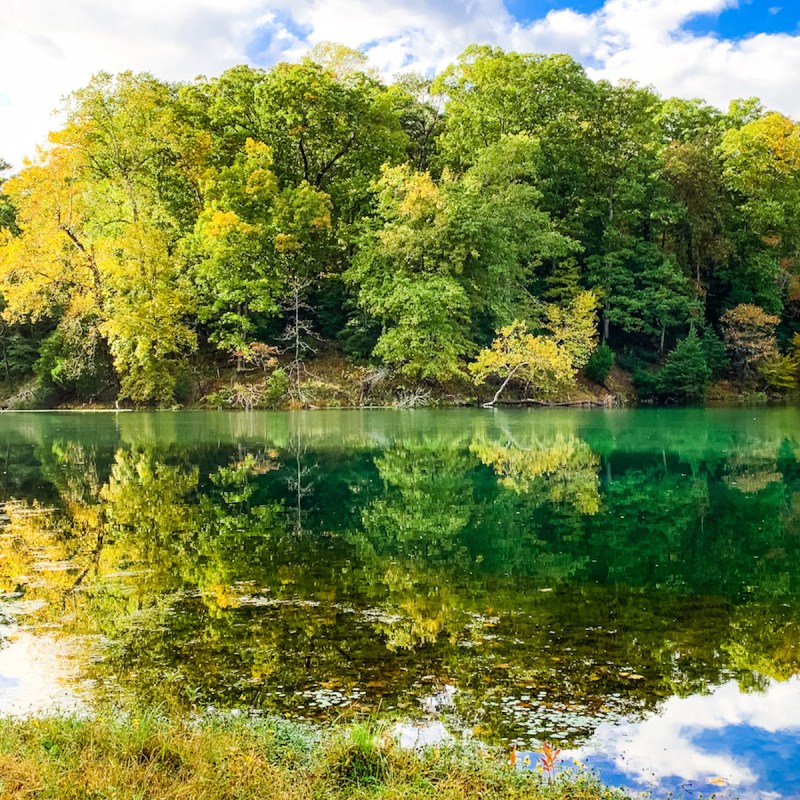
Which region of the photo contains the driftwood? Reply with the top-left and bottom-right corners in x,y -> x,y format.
0,385 -> 36,410
489,396 -> 613,408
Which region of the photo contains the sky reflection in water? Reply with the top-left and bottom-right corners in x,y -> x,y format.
0,603 -> 89,716
559,677 -> 800,798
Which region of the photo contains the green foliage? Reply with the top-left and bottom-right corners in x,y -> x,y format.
631,366 -> 660,401
0,321 -> 42,381
338,313 -> 381,362
264,367 -> 289,407
348,146 -> 573,380
588,243 -> 700,351
543,258 -> 583,305
699,326 -> 730,378
2,45 -> 800,405
346,165 -> 471,380
255,59 -> 408,207
585,343 -> 615,385
324,723 -> 392,785
34,322 -> 114,400
720,113 -> 800,247
387,72 -> 442,172
192,140 -> 334,354
656,330 -> 711,404
371,275 -> 471,380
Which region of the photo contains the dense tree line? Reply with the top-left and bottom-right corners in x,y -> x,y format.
1,43 -> 800,405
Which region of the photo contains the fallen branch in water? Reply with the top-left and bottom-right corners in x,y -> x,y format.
489,397 -> 613,408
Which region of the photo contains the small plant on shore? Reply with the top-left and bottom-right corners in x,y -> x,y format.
536,740 -> 562,779
585,343 -> 615,386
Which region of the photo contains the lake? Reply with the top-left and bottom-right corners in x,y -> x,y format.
1,408 -> 800,798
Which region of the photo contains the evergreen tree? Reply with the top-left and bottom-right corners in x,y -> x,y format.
585,343 -> 615,385
657,331 -> 711,404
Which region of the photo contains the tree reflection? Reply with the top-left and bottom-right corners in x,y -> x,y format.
471,430 -> 601,514
2,412 -> 800,747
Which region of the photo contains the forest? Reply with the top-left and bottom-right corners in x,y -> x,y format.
1,42 -> 799,408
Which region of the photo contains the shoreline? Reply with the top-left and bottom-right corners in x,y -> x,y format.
0,709 -> 635,800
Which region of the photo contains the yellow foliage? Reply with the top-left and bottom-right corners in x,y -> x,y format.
0,89 -> 198,402
470,293 -> 599,402
274,232 -> 301,253
470,321 -> 574,397
471,434 -> 601,515
203,210 -> 256,238
0,144 -> 100,325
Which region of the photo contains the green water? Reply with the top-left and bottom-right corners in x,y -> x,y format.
2,408 -> 800,795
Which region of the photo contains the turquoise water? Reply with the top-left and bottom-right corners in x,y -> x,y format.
1,408 -> 800,797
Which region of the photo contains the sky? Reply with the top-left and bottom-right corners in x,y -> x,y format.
1,0 -> 799,170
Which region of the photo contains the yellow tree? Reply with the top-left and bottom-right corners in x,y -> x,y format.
0,72 -> 199,403
0,138 -> 103,325
720,303 -> 780,381
469,291 -> 599,405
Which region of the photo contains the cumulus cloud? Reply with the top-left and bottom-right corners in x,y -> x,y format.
1,0 -> 799,168
565,677 -> 800,792
0,0 -> 280,167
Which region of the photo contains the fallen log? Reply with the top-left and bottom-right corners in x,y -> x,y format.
488,396 -> 613,408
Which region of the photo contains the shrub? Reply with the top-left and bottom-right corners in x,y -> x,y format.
323,723 -> 393,786
585,343 -> 615,385
264,368 -> 289,408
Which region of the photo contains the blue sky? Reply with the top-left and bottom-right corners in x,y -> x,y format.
685,1 -> 800,36
510,0 -> 800,35
510,0 -> 609,20
2,0 -> 800,169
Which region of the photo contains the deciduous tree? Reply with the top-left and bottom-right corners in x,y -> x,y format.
720,303 -> 780,381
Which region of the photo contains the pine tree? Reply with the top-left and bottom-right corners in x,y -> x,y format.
657,331 -> 711,404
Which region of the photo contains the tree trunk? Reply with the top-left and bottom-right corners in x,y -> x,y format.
483,365 -> 522,407
294,283 -> 302,403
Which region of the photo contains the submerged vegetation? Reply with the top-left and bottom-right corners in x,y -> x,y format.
1,44 -> 800,407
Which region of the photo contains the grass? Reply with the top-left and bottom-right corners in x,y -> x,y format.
0,710 -> 634,800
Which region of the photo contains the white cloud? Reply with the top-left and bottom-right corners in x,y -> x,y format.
564,677 -> 800,792
0,0 -> 279,168
1,0 -> 800,169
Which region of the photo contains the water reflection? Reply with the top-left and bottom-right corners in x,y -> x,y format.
564,677 -> 800,798
2,409 -> 800,797
0,601 -> 90,715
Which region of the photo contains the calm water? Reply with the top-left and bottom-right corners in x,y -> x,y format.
2,408 -> 800,798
